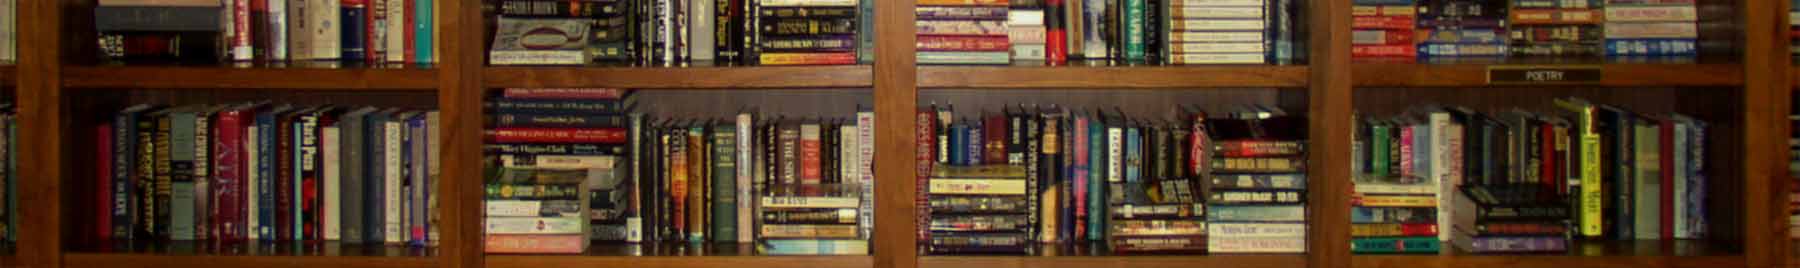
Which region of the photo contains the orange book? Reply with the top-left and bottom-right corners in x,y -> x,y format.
760,52 -> 857,65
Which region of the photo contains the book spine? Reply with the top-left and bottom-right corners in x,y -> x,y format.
486,217 -> 585,234
916,109 -> 937,242
1207,237 -> 1305,253
1351,237 -> 1441,253
323,123 -> 342,241
712,126 -> 738,242
367,0 -> 384,61
1208,223 -> 1307,237
1350,15 -> 1412,29
98,123 -> 114,241
1416,28 -> 1503,44
484,235 -> 587,254
1463,236 -> 1567,252
1602,39 -> 1697,56
1351,30 -> 1414,45
342,0 -> 367,61
384,119 -> 403,243
1206,205 -> 1306,222
111,112 -> 138,240
1603,22 -> 1697,39
1350,223 -> 1438,237
855,112 -> 875,240
1510,9 -> 1602,25
215,111 -> 246,241
917,35 -> 1012,51
757,52 -> 858,65
1603,6 -> 1697,22
486,128 -> 629,144
489,114 -> 630,129
917,20 -> 1010,36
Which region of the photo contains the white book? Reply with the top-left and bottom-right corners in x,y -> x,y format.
1428,112 -> 1453,242
384,119 -> 403,243
311,0 -> 342,59
690,0 -> 715,61
323,126 -> 341,240
854,111 -> 875,240
1672,121 -> 1689,238
269,0 -> 287,60
425,111 -> 440,245
245,125 -> 260,240
231,0 -> 251,61
386,0 -> 407,62
759,0 -> 856,6
287,0 -> 309,59
2,0 -> 13,61
735,113 -> 754,242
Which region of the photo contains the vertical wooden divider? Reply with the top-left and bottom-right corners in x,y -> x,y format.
873,0 -> 919,266
441,0 -> 485,265
1747,0 -> 1790,265
17,0 -> 66,266
1305,0 -> 1350,266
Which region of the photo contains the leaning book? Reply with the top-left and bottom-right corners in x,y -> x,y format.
490,17 -> 593,65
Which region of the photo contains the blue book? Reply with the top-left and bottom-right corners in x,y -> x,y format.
1124,127 -> 1140,183
341,4 -> 367,61
253,105 -> 293,241
1603,39 -> 1697,56
409,114 -> 431,246
1086,118 -> 1105,241
112,104 -> 156,240
948,124 -> 967,165
365,110 -> 389,243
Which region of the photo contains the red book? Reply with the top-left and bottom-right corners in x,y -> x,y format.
1394,223 -> 1440,236
917,35 -> 1013,52
1351,15 -> 1414,30
1658,117 -> 1675,239
1353,29 -> 1414,45
983,114 -> 1006,164
485,128 -> 629,144
97,124 -> 114,242
1352,45 -> 1416,58
800,124 -> 823,184
915,107 -> 937,242
250,0 -> 270,60
403,0 -> 417,63
1044,0 -> 1067,65
275,110 -> 298,241
232,0 -> 250,61
212,108 -> 250,242
485,235 -> 586,254
366,0 -> 384,61
501,88 -> 628,100
1540,121 -> 1557,195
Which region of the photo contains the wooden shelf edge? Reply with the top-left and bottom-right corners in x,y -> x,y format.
483,254 -> 873,268
62,66 -> 440,90
63,253 -> 441,268
0,254 -> 14,268
483,65 -> 874,89
917,255 -> 1306,268
917,65 -> 1309,89
1352,255 -> 1745,268
1352,63 -> 1744,87
0,65 -> 14,87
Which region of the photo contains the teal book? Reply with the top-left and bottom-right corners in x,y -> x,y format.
1086,116 -> 1106,241
711,125 -> 738,242
415,0 -> 434,63
1123,0 -> 1145,61
1351,237 -> 1442,253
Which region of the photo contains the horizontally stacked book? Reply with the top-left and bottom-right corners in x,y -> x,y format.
917,0 -> 1014,64
1351,0 -> 1418,59
1204,110 -> 1306,253
483,88 -> 633,253
96,104 -> 441,245
487,0 -> 871,66
96,0 -> 439,63
1603,0 -> 1698,56
1350,99 -> 1711,254
914,104 -> 1308,254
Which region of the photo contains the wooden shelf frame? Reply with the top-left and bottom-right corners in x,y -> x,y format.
5,0 -> 1791,266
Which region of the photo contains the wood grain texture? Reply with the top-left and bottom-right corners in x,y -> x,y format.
62,66 -> 439,90
919,256 -> 1306,268
1351,64 -> 1743,87
917,66 -> 1308,89
1309,0 -> 1352,266
1743,0 -> 1789,263
0,65 -> 15,87
484,66 -> 873,89
440,0 -> 484,267
871,1 -> 917,268
64,254 -> 441,268
1353,256 -> 1743,268
18,0 -> 65,267
486,255 -> 873,268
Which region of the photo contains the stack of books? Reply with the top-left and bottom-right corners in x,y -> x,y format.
1602,0 -> 1698,56
917,0 -> 1013,64
1351,0 -> 1418,60
96,104 -> 441,246
927,165 -> 1032,254
1449,185 -> 1570,253
1105,120 -> 1206,253
483,88 -> 634,249
489,18 -> 595,66
1506,0 -> 1603,56
483,166 -> 593,254
1416,0 -> 1506,58
492,0 -> 632,62
1350,111 -> 1451,254
97,0 -> 438,63
1164,0 -> 1273,64
759,184 -> 870,255
1009,4 -> 1049,61
756,0 -> 862,65
1203,111 -> 1306,253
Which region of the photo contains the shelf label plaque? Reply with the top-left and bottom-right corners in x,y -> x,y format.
1487,65 -> 1602,85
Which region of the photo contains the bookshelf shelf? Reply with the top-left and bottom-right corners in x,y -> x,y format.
1351,63 -> 1743,88
483,65 -> 874,89
61,65 -> 440,90
62,242 -> 437,268
918,255 -> 1305,268
1350,240 -> 1740,268
917,65 -> 1309,89
483,245 -> 871,268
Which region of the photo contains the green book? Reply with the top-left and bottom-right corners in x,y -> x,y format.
712,125 -> 738,242
1123,0 -> 1145,61
1371,122 -> 1389,178
1350,237 -> 1441,254
168,109 -> 197,240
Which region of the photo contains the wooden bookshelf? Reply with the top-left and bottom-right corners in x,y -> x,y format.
0,64 -> 14,87
1352,240 -> 1741,268
919,255 -> 1305,268
917,64 -> 1308,89
485,65 -> 873,89
61,65 -> 439,90
61,242 -> 437,268
483,244 -> 871,268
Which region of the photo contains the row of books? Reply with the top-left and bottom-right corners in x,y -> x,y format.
915,104 -> 1307,254
915,0 -> 1300,65
1351,0 -> 1699,59
96,104 -> 442,245
481,88 -> 875,254
97,0 -> 438,64
1351,99 -> 1710,253
486,0 -> 872,66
